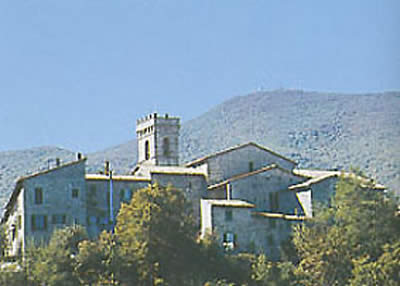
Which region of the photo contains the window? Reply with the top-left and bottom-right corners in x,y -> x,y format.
249,161 -> 254,172
223,232 -> 235,251
163,137 -> 170,157
120,189 -> 125,201
269,192 -> 280,211
52,214 -> 66,224
72,188 -> 79,198
145,140 -> 150,160
88,216 -> 97,226
34,188 -> 43,204
31,215 -> 47,231
11,224 -> 16,241
225,210 -> 233,221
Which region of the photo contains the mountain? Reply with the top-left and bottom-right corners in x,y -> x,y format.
0,146 -> 77,212
1,90 -> 399,213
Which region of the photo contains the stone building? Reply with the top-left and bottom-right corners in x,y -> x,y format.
1,113 -> 385,259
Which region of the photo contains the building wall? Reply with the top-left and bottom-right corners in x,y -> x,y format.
151,173 -> 207,225
230,169 -> 305,214
4,189 -> 24,257
200,144 -> 296,185
211,206 -> 301,260
86,179 -> 149,237
23,160 -> 87,246
311,176 -> 338,211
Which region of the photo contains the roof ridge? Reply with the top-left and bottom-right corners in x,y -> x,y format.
185,141 -> 296,167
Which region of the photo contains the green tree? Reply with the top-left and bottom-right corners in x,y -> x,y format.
75,230 -> 136,285
26,225 -> 88,286
293,175 -> 400,286
115,183 -> 206,285
251,254 -> 296,286
350,241 -> 400,286
0,224 -> 7,259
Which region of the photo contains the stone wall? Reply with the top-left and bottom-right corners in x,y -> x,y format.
4,187 -> 24,256
151,173 -> 207,225
86,178 -> 149,237
230,168 -> 305,214
202,144 -> 296,185
23,160 -> 87,247
211,206 -> 301,260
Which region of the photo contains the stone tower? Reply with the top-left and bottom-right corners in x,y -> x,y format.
136,113 -> 180,166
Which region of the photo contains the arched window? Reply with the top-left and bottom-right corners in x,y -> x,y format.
163,137 -> 170,157
145,140 -> 150,160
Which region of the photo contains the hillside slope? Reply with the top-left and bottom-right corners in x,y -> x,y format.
1,90 -> 399,213
0,147 -> 76,211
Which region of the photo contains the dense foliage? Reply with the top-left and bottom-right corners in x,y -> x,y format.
1,178 -> 399,285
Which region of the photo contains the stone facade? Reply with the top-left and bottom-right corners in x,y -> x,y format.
136,113 -> 180,166
187,142 -> 296,185
1,112 -> 384,259
2,158 -> 87,256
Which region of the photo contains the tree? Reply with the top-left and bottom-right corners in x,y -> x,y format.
115,183 -> 205,285
251,254 -> 296,286
293,175 -> 400,286
75,230 -> 136,285
350,241 -> 400,286
26,225 -> 88,286
0,224 -> 7,259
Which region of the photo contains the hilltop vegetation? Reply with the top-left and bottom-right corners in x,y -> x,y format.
1,90 -> 399,212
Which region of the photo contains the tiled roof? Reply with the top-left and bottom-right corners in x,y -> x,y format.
208,164 -> 278,190
185,142 -> 296,167
252,211 -> 308,221
132,164 -> 207,179
85,174 -> 150,182
290,169 -> 385,191
202,199 -> 255,208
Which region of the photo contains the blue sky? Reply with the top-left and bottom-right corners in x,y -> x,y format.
0,0 -> 399,153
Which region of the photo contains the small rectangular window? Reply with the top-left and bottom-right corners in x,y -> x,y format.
52,214 -> 66,224
223,232 -> 235,251
249,161 -> 254,172
31,215 -> 47,231
34,188 -> 43,204
72,188 -> 79,198
225,210 -> 233,221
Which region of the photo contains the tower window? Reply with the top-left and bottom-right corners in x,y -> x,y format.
145,140 -> 150,160
163,137 -> 170,157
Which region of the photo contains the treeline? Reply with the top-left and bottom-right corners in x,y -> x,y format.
1,178 -> 400,285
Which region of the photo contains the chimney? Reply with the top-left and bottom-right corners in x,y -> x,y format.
77,152 -> 82,160
56,158 -> 61,167
104,161 -> 110,176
